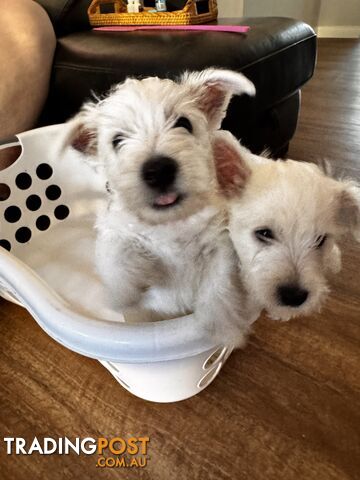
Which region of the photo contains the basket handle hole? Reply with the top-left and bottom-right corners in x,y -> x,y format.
0,145 -> 22,171
203,346 -> 227,370
195,0 -> 210,14
198,363 -> 222,389
0,183 -> 11,201
99,2 -> 116,13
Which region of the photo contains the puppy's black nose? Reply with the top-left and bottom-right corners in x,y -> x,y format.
142,156 -> 178,191
278,285 -> 309,307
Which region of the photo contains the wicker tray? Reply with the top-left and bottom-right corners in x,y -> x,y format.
88,0 -> 218,26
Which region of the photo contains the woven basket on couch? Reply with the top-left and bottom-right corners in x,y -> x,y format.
88,0 -> 218,26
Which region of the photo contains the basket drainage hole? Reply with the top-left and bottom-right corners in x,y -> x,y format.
107,362 -> 131,390
36,163 -> 53,180
0,145 -> 22,171
116,375 -> 131,390
203,346 -> 227,370
54,205 -> 70,220
0,183 -> 11,201
15,227 -> 31,244
36,215 -> 51,231
15,172 -> 32,190
26,194 -> 42,211
46,185 -> 61,201
4,205 -> 21,223
0,239 -> 11,251
107,361 -> 119,373
198,363 -> 222,390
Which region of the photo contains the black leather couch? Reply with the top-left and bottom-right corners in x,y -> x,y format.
36,0 -> 317,155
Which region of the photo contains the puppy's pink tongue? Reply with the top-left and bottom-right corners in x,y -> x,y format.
154,193 -> 178,206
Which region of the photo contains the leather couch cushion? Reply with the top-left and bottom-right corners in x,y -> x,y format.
42,16 -> 316,152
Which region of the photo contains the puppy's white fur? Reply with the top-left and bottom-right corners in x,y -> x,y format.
214,131 -> 360,322
59,69 -> 256,346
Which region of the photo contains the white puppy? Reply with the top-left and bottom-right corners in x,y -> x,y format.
60,69 -> 257,346
214,131 -> 360,322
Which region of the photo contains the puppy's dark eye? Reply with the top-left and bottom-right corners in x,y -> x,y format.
255,228 -> 275,243
173,116 -> 193,133
112,135 -> 126,149
315,235 -> 327,249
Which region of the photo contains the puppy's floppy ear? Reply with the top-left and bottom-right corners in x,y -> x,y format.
56,101 -> 99,161
66,117 -> 97,156
337,181 -> 360,241
181,68 -> 255,129
213,131 -> 251,198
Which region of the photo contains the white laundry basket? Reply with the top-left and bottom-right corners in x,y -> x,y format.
0,124 -> 233,403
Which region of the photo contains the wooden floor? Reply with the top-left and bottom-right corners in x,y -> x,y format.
0,39 -> 359,480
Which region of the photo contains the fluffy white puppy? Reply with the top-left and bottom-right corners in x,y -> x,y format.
60,69 -> 257,346
214,131 -> 360,322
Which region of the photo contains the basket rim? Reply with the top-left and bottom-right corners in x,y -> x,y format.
0,125 -> 221,364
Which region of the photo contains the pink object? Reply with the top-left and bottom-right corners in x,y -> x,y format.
154,192 -> 179,207
94,25 -> 250,34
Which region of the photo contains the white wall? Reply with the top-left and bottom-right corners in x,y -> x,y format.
243,0 -> 321,28
319,0 -> 360,26
318,0 -> 360,37
217,0 -> 244,18
218,0 -> 360,37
